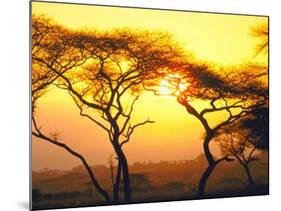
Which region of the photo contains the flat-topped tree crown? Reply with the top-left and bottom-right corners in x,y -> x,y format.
32,15 -> 90,111
176,63 -> 268,102
32,16 -> 189,202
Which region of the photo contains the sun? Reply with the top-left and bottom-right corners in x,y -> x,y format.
159,79 -> 174,95
158,74 -> 189,96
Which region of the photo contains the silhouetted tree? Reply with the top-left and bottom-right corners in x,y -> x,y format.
251,22 -> 269,57
213,23 -> 269,186
146,61 -> 268,196
214,123 -> 261,186
239,105 -> 269,150
62,31 -> 185,202
31,15 -> 110,202
33,16 -> 185,202
177,64 -> 268,196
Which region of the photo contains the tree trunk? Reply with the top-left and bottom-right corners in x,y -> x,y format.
119,151 -> 132,202
112,141 -> 132,202
182,103 -> 217,197
243,164 -> 255,186
197,134 -> 216,197
197,163 -> 216,197
113,160 -> 122,202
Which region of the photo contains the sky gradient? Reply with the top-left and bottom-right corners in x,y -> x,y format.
32,1 -> 268,170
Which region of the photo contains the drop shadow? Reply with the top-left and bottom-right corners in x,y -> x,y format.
17,201 -> 29,210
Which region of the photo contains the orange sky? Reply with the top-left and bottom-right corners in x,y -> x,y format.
32,1 -> 268,170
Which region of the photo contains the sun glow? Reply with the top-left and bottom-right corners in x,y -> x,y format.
158,74 -> 189,96
32,1 -> 268,171
158,79 -> 174,96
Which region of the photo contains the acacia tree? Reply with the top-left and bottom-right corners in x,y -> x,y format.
31,16 -> 110,202
177,64 -> 268,196
145,61 -> 268,196
215,104 -> 269,186
211,22 -> 269,187
172,22 -> 269,195
136,23 -> 268,197
212,23 -> 269,186
35,22 -> 185,202
240,106 -> 269,150
214,123 -> 260,186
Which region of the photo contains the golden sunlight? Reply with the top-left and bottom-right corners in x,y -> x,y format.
158,74 -> 189,96
31,2 -> 268,208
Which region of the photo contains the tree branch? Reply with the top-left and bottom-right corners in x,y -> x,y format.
120,119 -> 155,147
31,115 -> 110,202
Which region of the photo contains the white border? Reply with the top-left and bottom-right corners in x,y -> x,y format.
1,0 -> 280,211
